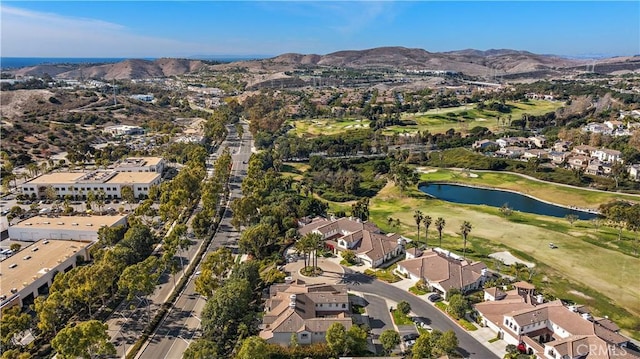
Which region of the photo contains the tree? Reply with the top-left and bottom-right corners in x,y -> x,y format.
118,256 -> 161,324
414,210 -> 424,243
238,223 -> 277,260
9,243 -> 21,252
326,322 -> 348,355
565,214 -> 579,227
0,306 -> 31,350
346,325 -> 368,355
435,217 -> 446,247
379,329 -> 400,355
411,331 -> 433,359
423,215 -> 432,247
51,320 -> 115,359
435,330 -> 459,356
183,339 -> 219,359
201,278 -> 256,354
120,186 -> 135,210
194,247 -> 234,298
397,300 -> 411,315
447,294 -> 468,319
389,162 -> 419,192
460,221 -> 472,260
341,249 -> 357,265
236,336 -> 269,359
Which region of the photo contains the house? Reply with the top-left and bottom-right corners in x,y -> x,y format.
496,137 -> 530,149
567,155 -> 590,170
474,282 -> 632,359
604,120 -> 624,131
472,139 -> 498,150
628,164 -> 640,181
102,125 -> 144,136
259,282 -> 352,346
572,145 -> 597,156
591,149 -> 622,164
548,151 -> 569,165
395,248 -> 489,294
584,123 -> 611,134
522,149 -> 548,160
553,141 -> 572,152
298,217 -> 406,268
528,136 -> 547,149
498,146 -> 526,158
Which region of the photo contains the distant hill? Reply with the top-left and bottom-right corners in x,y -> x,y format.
6,47 -> 640,80
270,46 -> 587,77
10,58 -> 207,80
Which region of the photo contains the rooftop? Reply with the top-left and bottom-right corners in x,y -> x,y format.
1,239 -> 92,300
25,171 -> 160,185
11,214 -> 127,232
115,157 -> 163,168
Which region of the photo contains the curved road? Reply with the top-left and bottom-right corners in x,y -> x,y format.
342,269 -> 498,359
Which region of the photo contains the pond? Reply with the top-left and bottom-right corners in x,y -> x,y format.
418,183 -> 597,220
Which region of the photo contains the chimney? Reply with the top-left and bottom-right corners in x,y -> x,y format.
536,294 -> 544,304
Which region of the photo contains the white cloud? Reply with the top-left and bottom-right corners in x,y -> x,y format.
0,5 -> 225,57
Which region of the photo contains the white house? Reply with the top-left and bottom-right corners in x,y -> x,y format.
102,125 -> 144,136
591,148 -> 622,163
628,164 -> 640,181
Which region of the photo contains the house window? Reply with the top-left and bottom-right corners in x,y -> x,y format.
301,333 -> 308,339
342,304 -> 346,308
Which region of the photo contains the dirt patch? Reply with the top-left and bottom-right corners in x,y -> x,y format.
568,290 -> 594,300
488,251 -> 535,268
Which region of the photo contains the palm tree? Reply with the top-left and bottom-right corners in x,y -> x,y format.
423,216 -> 432,248
460,221 -> 472,260
435,217 -> 445,248
413,210 -> 424,243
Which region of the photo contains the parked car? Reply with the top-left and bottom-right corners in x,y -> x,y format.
549,243 -> 558,249
428,293 -> 442,302
402,333 -> 419,342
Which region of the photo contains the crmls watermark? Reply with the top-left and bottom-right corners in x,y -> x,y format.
576,343 -> 627,356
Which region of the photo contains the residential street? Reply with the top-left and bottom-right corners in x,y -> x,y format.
343,269 -> 499,359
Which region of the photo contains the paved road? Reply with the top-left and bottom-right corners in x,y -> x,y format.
343,270 -> 499,359
137,123 -> 252,359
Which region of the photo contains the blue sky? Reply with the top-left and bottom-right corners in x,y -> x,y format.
1,1 -> 638,58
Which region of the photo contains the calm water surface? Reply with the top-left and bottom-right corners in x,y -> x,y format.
419,183 -> 597,220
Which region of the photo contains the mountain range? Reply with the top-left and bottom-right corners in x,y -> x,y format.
6,47 -> 640,80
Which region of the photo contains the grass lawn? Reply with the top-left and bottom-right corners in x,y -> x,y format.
409,286 -> 428,296
384,100 -> 563,136
369,182 -> 640,339
418,167 -> 640,210
289,117 -> 371,136
391,309 -> 413,325
364,267 -> 402,283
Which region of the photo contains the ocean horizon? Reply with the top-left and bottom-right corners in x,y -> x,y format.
1,55 -> 271,70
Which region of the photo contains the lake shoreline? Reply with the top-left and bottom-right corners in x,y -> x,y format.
418,181 -> 600,217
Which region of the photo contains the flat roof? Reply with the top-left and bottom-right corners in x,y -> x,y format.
24,171 -> 160,185
1,239 -> 92,300
26,172 -> 82,185
11,214 -> 127,232
106,172 -> 160,184
116,157 -> 164,168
